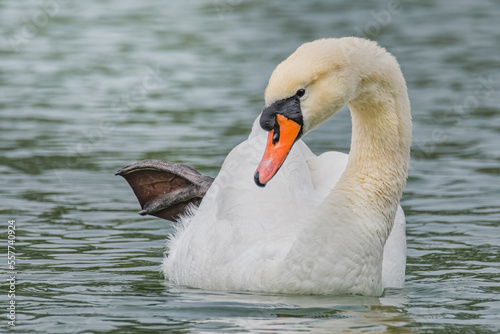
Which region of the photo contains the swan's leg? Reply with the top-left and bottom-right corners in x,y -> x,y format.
116,160 -> 213,221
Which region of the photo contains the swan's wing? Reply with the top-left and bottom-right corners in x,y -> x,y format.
381,205 -> 407,288
306,150 -> 407,288
306,151 -> 348,199
116,160 -> 213,221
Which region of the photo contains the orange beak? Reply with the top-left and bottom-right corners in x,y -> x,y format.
254,114 -> 302,187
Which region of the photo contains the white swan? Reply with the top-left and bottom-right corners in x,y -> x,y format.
162,37 -> 411,296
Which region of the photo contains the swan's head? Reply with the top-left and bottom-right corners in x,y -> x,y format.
255,37 -> 382,187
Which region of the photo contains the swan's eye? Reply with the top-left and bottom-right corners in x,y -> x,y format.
296,89 -> 306,98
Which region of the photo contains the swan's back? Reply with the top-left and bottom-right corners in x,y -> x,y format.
164,120 -> 406,292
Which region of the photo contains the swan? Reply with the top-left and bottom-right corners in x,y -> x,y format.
117,37 -> 411,296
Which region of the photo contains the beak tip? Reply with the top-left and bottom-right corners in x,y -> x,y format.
254,171 -> 267,188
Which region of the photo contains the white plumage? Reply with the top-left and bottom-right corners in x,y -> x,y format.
163,37 -> 411,296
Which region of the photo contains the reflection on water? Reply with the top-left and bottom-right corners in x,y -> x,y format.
1,0 -> 499,332
161,287 -> 415,333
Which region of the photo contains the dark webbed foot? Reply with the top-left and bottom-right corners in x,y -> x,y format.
116,160 -> 214,221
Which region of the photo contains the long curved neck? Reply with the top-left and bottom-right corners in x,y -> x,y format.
326,74 -> 412,239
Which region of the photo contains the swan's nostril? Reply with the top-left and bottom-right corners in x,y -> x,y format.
272,124 -> 280,145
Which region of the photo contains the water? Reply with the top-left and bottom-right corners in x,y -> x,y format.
1,0 -> 499,332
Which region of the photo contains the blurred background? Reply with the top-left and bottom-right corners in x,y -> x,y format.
1,0 -> 499,333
